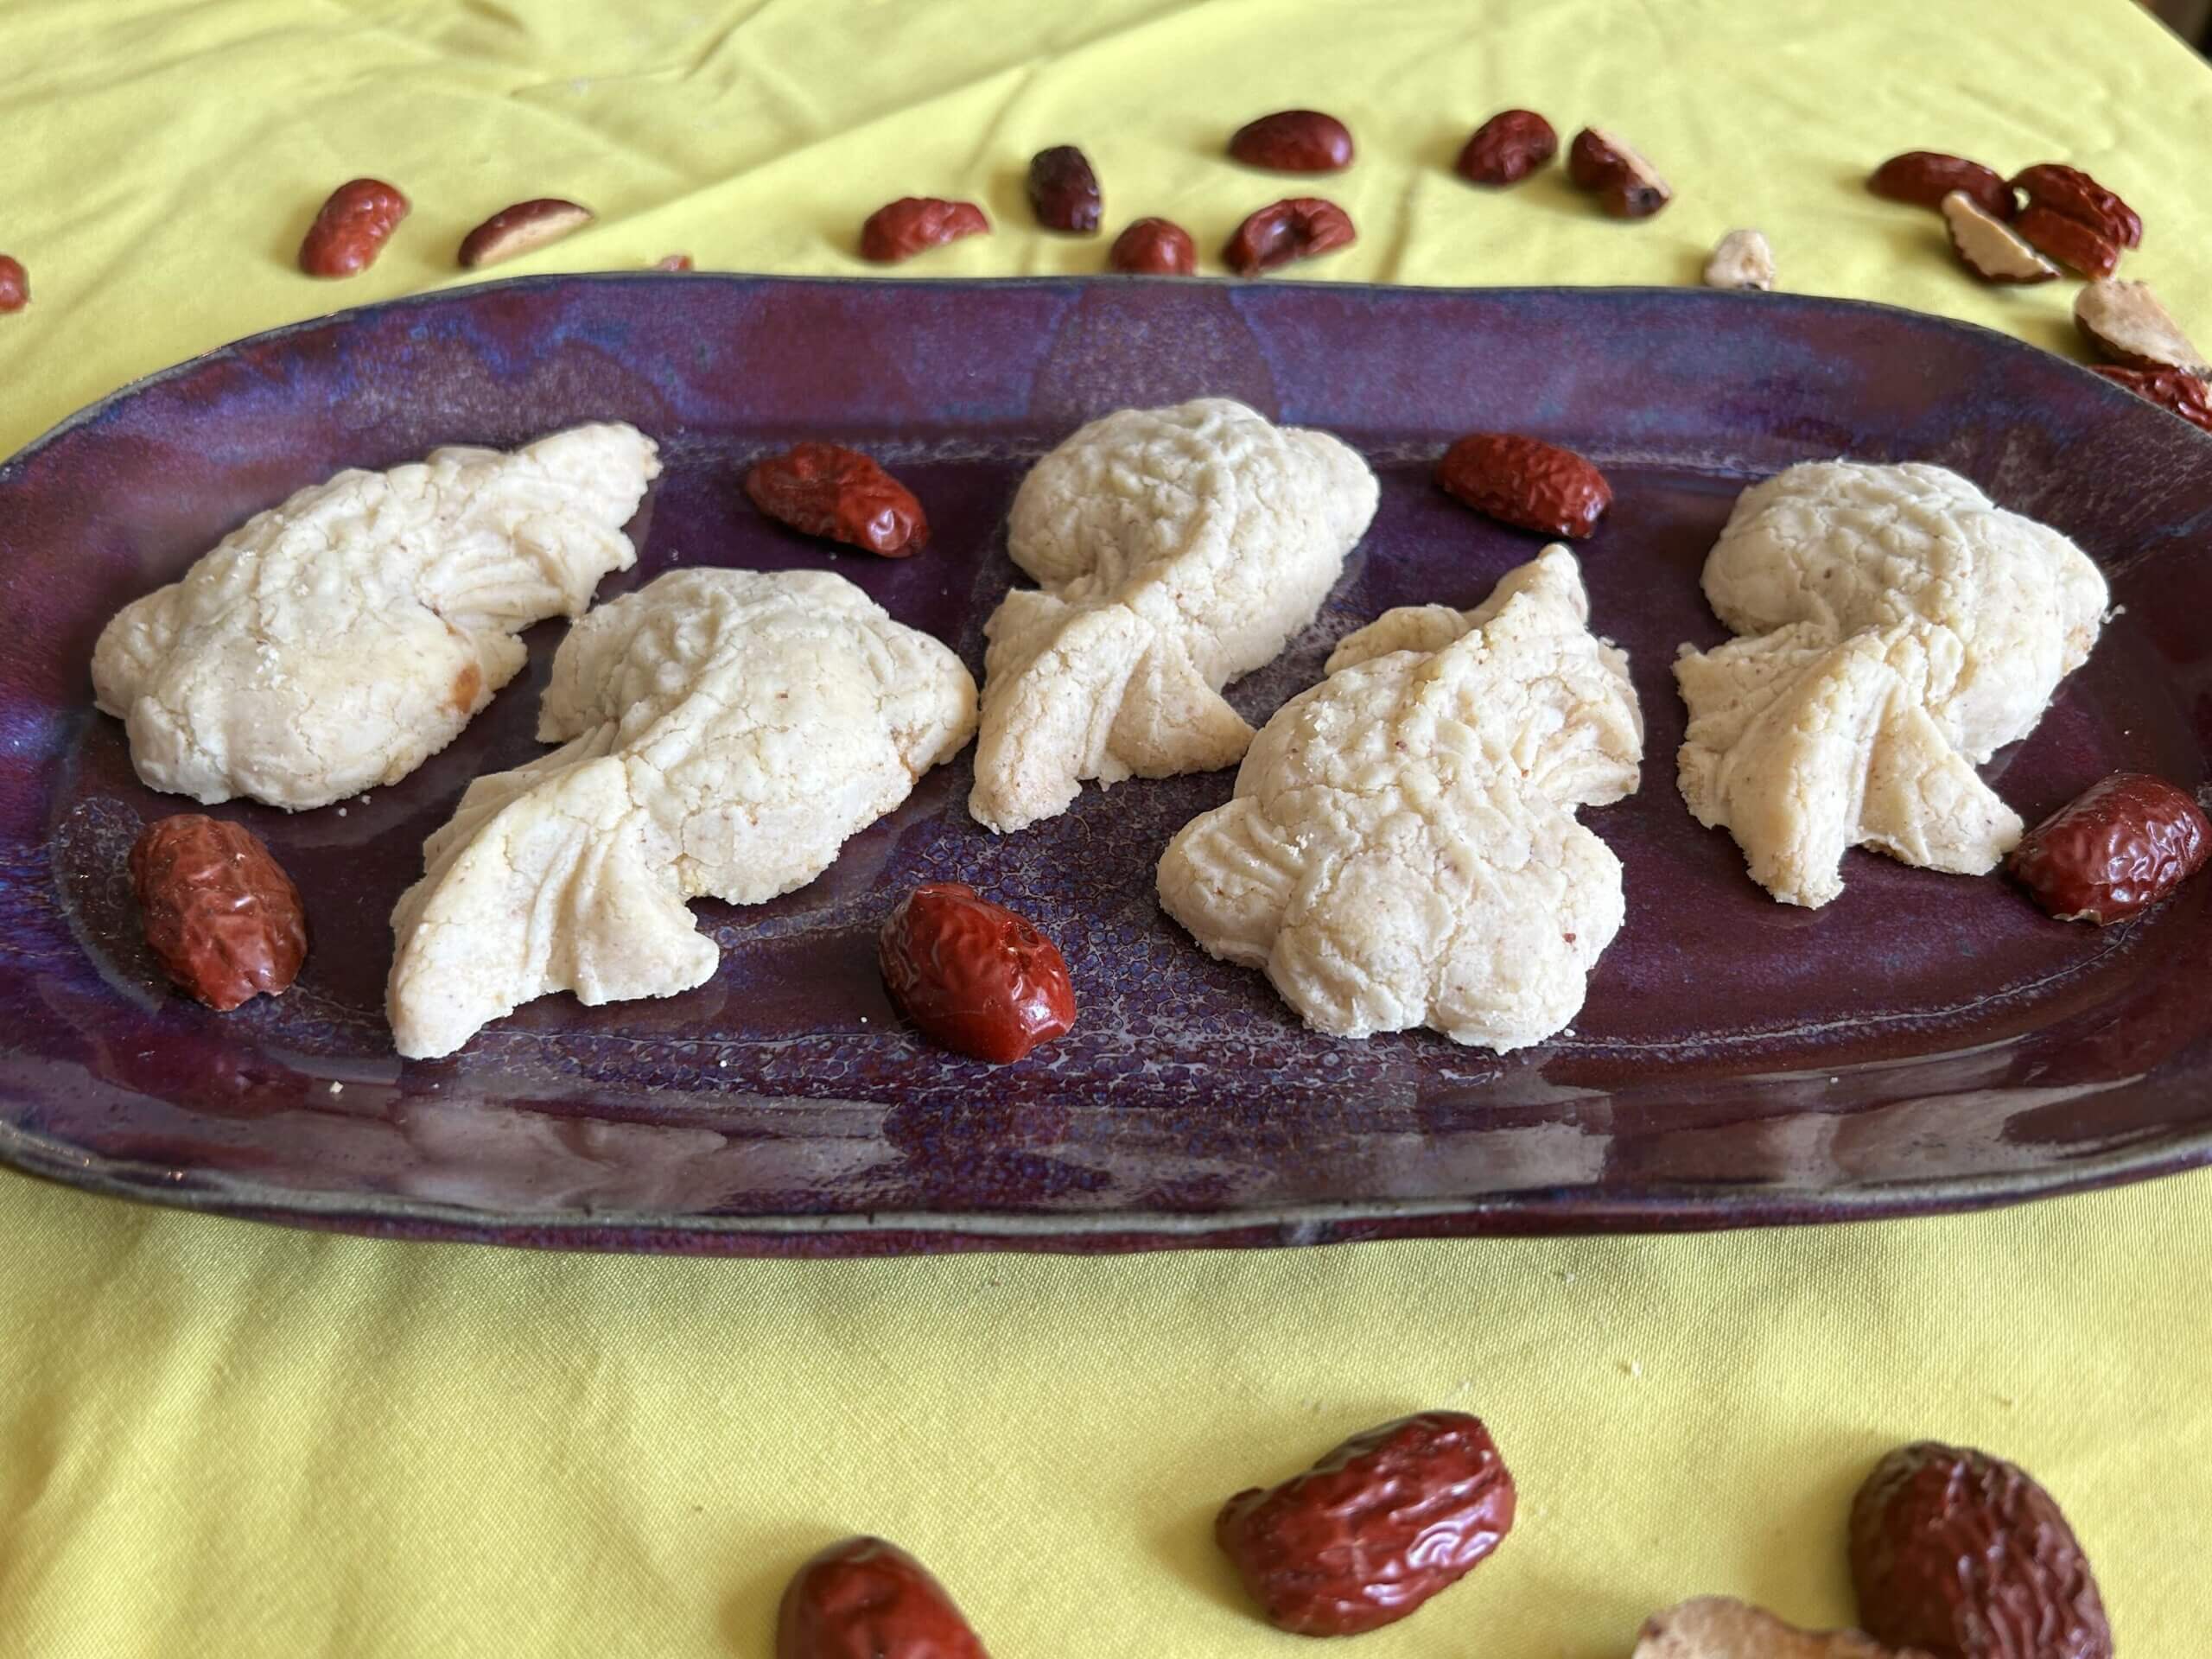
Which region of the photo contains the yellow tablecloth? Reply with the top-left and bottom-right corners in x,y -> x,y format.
3,2 -> 2209,1653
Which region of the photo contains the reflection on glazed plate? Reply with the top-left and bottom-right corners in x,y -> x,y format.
2,275 -> 2209,1255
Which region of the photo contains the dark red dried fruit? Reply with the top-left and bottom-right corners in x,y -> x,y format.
1436,431 -> 1612,537
776,1536 -> 988,1659
859,197 -> 990,264
1027,145 -> 1102,233
1567,126 -> 1671,218
1224,197 -> 1355,276
2094,365 -> 2212,434
880,882 -> 1076,1064
745,442 -> 929,556
2012,163 -> 2141,250
130,816 -> 308,1012
298,178 -> 410,278
0,254 -> 25,313
2007,772 -> 2210,924
1868,152 -> 2017,220
2012,205 -> 2120,279
457,198 -> 594,269
1216,1411 -> 1516,1637
1229,109 -> 1354,173
1457,109 -> 1558,186
1108,217 -> 1196,275
1850,1441 -> 2111,1659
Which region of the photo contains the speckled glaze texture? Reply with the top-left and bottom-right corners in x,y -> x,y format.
3,276 -> 2209,1255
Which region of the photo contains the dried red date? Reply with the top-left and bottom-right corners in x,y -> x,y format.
130,816 -> 308,1011
1868,152 -> 2017,220
2012,204 -> 2120,279
1108,217 -> 1196,275
1567,126 -> 1671,218
2094,365 -> 2212,433
879,882 -> 1076,1065
1229,109 -> 1354,173
745,442 -> 929,556
1850,1442 -> 2111,1659
1027,145 -> 1102,233
776,1537 -> 988,1659
1437,431 -> 1612,538
2012,163 -> 2140,250
860,197 -> 989,264
1457,109 -> 1558,186
298,178 -> 410,278
2007,772 -> 2210,924
0,254 -> 25,313
1216,1411 -> 1516,1637
1224,197 -> 1355,276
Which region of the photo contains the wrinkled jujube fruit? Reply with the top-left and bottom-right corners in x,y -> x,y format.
860,197 -> 990,264
1436,431 -> 1612,537
744,442 -> 930,556
879,882 -> 1077,1064
776,1536 -> 989,1659
298,178 -> 410,277
1108,217 -> 1197,275
1229,109 -> 1355,173
1456,108 -> 1558,186
130,816 -> 309,1011
1223,197 -> 1355,276
1868,151 -> 2017,220
2007,772 -> 2211,923
1027,144 -> 1103,233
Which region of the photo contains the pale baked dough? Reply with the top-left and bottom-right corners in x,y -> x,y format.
1158,547 -> 1642,1052
387,569 -> 976,1059
92,423 -> 659,810
969,397 -> 1377,833
1675,461 -> 2107,907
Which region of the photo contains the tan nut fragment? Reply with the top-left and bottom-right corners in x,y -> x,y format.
1633,1598 -> 1931,1659
2075,277 -> 2208,376
1703,228 -> 1775,290
1941,191 -> 2057,285
458,198 -> 595,269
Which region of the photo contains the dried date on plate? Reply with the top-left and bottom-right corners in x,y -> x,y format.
745,442 -> 929,556
1850,1441 -> 2112,1659
1457,109 -> 1558,185
1868,151 -> 2016,219
130,815 -> 308,1011
1229,109 -> 1355,172
1216,1411 -> 1516,1637
2007,772 -> 2210,923
1437,432 -> 1611,537
2094,365 -> 2212,433
1027,145 -> 1102,233
776,1536 -> 988,1659
880,882 -> 1077,1064
860,197 -> 990,263
1223,197 -> 1355,275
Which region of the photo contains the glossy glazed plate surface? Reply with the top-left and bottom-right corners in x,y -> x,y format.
3,276 -> 2209,1254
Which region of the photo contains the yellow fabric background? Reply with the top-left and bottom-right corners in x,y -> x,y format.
2,0 -> 2209,1654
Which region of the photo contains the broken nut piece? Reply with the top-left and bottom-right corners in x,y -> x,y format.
1941,191 -> 2057,284
458,198 -> 595,269
1703,228 -> 1775,290
2075,277 -> 2209,376
1634,1598 -> 1927,1659
1567,126 -> 1671,218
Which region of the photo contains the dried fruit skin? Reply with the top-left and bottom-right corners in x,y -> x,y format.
1567,126 -> 1671,218
1108,217 -> 1196,275
776,1536 -> 989,1659
2094,365 -> 2212,433
2012,163 -> 2140,250
651,252 -> 694,271
1942,192 -> 2057,285
1223,197 -> 1356,276
0,254 -> 25,313
2075,277 -> 2209,375
1868,152 -> 2016,220
1027,145 -> 1103,232
2007,772 -> 2210,923
1216,1411 -> 1516,1637
1850,1441 -> 2112,1659
457,198 -> 594,269
298,178 -> 410,278
2012,206 -> 2119,280
130,816 -> 308,1012
1229,109 -> 1355,173
1437,432 -> 1612,538
879,882 -> 1076,1064
1457,109 -> 1558,186
860,197 -> 990,263
745,442 -> 929,556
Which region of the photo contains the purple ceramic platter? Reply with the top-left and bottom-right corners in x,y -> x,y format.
3,276 -> 2209,1255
